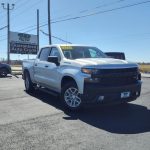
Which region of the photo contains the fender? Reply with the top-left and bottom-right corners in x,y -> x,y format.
59,66 -> 90,94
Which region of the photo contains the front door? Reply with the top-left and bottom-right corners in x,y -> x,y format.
43,47 -> 61,91
34,47 -> 51,85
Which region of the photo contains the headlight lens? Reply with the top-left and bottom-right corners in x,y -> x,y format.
81,68 -> 92,74
81,68 -> 99,74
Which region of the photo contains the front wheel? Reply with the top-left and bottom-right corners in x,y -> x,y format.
61,82 -> 82,110
0,68 -> 8,77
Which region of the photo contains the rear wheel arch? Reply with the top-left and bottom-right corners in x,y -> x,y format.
23,69 -> 31,79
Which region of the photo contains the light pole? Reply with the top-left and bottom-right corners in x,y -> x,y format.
1,3 -> 15,64
48,0 -> 52,45
37,9 -> 39,52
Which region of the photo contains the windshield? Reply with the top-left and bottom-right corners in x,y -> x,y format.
61,46 -> 107,60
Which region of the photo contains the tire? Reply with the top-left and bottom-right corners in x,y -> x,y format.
61,81 -> 82,110
24,71 -> 34,93
0,68 -> 8,77
120,102 -> 129,106
116,101 -> 129,107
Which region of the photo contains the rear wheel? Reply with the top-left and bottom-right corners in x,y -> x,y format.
24,71 -> 34,93
61,82 -> 82,110
0,68 -> 8,77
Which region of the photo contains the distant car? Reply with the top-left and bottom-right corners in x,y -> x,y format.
105,52 -> 126,60
0,63 -> 11,77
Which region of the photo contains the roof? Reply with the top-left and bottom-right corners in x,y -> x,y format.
42,44 -> 96,48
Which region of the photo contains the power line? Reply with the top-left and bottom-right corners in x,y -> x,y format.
40,30 -> 72,44
14,0 -> 22,4
12,0 -> 34,12
24,0 -> 150,30
2,0 -> 150,33
0,26 -> 7,31
44,0 -> 126,24
11,0 -> 125,30
1,0 -> 150,41
12,0 -> 44,19
11,0 -> 125,27
91,0 -> 126,10
49,0 -> 126,22
52,35 -> 72,44
0,20 -> 48,39
0,0 -> 126,35
51,0 -> 150,24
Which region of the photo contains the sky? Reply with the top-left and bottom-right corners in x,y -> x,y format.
0,0 -> 150,62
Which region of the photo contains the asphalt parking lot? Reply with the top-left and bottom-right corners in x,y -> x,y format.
0,76 -> 150,150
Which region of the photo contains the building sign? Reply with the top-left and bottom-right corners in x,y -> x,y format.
10,31 -> 38,54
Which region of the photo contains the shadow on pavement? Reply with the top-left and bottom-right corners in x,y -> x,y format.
28,90 -> 150,134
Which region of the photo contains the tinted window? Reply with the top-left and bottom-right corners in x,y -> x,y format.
89,49 -> 98,58
105,52 -> 125,60
50,47 -> 61,61
61,46 -> 106,60
39,48 -> 51,61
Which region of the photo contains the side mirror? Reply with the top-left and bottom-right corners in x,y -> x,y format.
47,56 -> 60,66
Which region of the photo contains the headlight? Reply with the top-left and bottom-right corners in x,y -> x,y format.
81,68 -> 99,74
81,68 -> 92,74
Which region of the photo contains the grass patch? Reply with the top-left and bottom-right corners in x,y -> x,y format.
11,65 -> 22,67
139,64 -> 150,73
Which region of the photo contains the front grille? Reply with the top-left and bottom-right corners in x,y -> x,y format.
96,67 -> 138,74
92,67 -> 138,86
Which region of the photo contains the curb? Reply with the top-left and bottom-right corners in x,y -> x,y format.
141,74 -> 150,78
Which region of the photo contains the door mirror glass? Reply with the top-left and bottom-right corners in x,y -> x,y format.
47,56 -> 60,66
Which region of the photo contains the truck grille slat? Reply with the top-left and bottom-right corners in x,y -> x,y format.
92,67 -> 138,86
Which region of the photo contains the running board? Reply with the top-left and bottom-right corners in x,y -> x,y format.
37,87 -> 59,97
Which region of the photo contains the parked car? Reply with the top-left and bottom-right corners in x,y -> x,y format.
105,52 -> 126,60
0,63 -> 12,77
22,44 -> 141,110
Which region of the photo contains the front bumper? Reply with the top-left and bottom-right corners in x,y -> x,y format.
82,80 -> 142,104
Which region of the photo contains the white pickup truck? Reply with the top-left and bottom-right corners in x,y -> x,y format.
22,44 -> 142,110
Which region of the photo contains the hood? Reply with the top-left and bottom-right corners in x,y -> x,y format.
66,58 -> 138,69
0,63 -> 11,68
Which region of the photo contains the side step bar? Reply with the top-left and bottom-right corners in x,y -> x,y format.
37,87 -> 59,97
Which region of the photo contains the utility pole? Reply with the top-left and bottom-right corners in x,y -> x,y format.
37,9 -> 39,53
1,3 -> 15,64
48,0 -> 52,44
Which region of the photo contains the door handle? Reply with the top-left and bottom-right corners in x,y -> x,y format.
45,65 -> 48,68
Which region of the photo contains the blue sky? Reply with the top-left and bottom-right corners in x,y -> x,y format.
0,0 -> 150,62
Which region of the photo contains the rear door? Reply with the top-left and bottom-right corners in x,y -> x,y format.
34,47 -> 51,85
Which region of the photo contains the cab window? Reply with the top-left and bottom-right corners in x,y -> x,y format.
50,47 -> 61,61
39,48 -> 51,61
